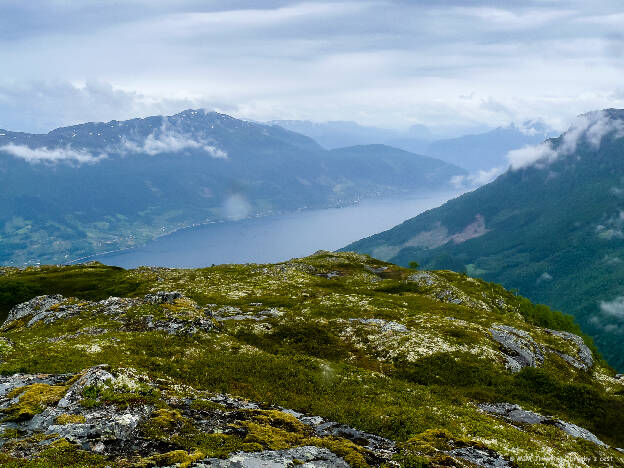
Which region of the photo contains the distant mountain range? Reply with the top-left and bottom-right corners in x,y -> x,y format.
0,110 -> 464,265
343,109 -> 624,370
272,119 -> 555,173
426,122 -> 555,172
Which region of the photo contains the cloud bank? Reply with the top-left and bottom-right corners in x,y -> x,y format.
0,143 -> 104,164
507,111 -> 624,170
3,2 -> 624,133
120,127 -> 228,158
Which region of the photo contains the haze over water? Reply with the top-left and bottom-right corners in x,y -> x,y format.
97,192 -> 459,268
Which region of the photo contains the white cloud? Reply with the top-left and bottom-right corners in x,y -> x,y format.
223,193 -> 251,220
507,142 -> 558,170
120,123 -> 228,158
507,110 -> 624,170
451,166 -> 504,189
0,143 -> 104,164
599,296 -> 624,319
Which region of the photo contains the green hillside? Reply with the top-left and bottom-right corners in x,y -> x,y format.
0,252 -> 621,466
344,109 -> 624,371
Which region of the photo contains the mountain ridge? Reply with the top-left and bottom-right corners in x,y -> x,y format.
342,108 -> 624,370
0,110 -> 464,266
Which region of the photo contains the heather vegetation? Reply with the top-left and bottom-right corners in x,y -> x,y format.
0,252 -> 621,466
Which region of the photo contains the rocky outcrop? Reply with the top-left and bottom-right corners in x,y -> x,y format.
489,325 -> 544,372
190,446 -> 351,467
448,446 -> 514,468
348,318 -> 408,334
479,403 -> 607,447
1,292 -> 216,336
0,366 -> 400,466
407,271 -> 435,286
545,329 -> 594,371
1,295 -> 75,329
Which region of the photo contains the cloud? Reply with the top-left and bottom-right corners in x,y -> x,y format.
0,80 -> 231,134
119,122 -> 228,158
451,166 -> 504,189
3,2 -> 624,132
223,193 -> 251,220
599,296 -> 624,319
0,143 -> 104,164
507,110 -> 624,169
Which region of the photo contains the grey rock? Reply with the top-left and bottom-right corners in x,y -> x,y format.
448,446 -> 513,467
314,421 -> 396,460
436,288 -> 463,304
479,403 -> 607,447
490,325 -> 544,372
58,365 -> 114,408
554,420 -> 607,447
190,446 -> 350,467
213,307 -> 283,322
348,318 -> 408,333
144,291 -> 183,304
0,372 -> 70,399
545,329 -> 594,370
142,315 -> 215,335
478,403 -> 546,424
407,272 -> 435,286
2,295 -> 69,329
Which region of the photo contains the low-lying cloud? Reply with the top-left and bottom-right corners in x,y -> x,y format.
507,111 -> 624,170
450,166 -> 504,189
0,143 -> 104,164
120,124 -> 228,159
599,296 -> 624,319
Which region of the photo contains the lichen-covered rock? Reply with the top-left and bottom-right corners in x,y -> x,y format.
407,271 -> 435,286
2,295 -> 71,329
545,329 -> 594,370
490,325 -> 544,372
144,291 -> 183,304
448,446 -> 514,468
479,403 -> 608,447
348,318 -> 408,333
190,446 -> 351,467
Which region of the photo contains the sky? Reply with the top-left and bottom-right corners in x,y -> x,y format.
1,0 -> 624,134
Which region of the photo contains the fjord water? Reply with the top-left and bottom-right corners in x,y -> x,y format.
97,191 -> 460,268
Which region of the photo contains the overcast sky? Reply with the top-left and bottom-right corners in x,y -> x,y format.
1,0 -> 624,134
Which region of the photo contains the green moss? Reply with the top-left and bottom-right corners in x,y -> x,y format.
80,380 -> 160,409
1,428 -> 20,439
3,384 -> 67,421
55,414 -> 86,425
144,449 -> 205,467
189,399 -> 230,412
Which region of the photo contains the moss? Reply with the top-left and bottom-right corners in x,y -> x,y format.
144,449 -> 205,467
35,438 -> 109,467
1,428 -> 20,439
189,399 -> 230,412
142,408 -> 193,441
80,380 -> 160,409
311,437 -> 370,468
3,384 -> 67,421
55,414 -> 86,425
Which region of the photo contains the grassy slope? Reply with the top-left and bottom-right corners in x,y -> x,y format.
0,252 -> 622,467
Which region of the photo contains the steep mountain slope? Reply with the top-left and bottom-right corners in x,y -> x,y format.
0,252 -> 621,467
426,122 -> 554,172
0,110 -> 464,266
343,109 -> 624,370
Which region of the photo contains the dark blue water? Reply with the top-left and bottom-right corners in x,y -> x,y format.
97,192 -> 459,268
